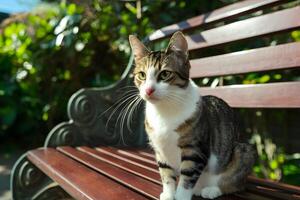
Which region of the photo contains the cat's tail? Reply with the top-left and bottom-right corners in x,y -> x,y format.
219,142 -> 257,194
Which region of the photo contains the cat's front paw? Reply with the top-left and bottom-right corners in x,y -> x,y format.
160,192 -> 175,200
201,186 -> 222,199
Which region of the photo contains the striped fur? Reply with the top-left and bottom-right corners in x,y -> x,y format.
129,32 -> 257,200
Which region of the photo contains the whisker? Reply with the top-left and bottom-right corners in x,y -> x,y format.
104,94 -> 138,130
121,96 -> 140,134
97,91 -> 138,120
126,97 -> 143,133
116,96 -> 140,144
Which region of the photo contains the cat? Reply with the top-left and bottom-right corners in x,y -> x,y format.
128,31 -> 257,200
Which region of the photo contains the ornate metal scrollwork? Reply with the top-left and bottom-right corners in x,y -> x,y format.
44,122 -> 81,147
68,89 -> 98,127
18,160 -> 43,190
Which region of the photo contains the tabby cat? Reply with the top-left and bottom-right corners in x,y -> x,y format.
129,31 -> 256,200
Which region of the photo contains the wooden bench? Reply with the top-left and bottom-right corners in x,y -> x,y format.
11,0 -> 300,199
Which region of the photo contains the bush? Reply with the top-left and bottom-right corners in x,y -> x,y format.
0,0 -> 210,148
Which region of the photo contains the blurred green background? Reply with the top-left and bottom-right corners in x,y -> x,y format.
0,0 -> 299,186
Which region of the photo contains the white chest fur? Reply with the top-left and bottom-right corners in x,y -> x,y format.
145,80 -> 200,171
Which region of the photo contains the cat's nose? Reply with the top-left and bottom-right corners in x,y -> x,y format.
145,87 -> 155,96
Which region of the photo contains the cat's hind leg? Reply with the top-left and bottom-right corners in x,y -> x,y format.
218,143 -> 257,195
193,143 -> 256,199
193,170 -> 223,199
193,154 -> 223,199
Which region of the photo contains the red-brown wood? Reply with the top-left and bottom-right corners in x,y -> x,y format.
27,147 -> 300,200
185,6 -> 300,51
136,150 -> 156,159
97,146 -> 158,169
124,149 -> 156,161
111,148 -> 157,164
27,148 -> 147,200
200,82 -> 300,108
246,184 -> 300,200
148,0 -> 288,41
190,42 -> 300,78
57,146 -> 162,200
78,146 -> 161,184
248,176 -> 300,196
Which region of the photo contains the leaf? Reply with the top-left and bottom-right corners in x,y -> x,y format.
269,160 -> 278,170
258,75 -> 270,83
291,30 -> 300,41
67,4 -> 77,15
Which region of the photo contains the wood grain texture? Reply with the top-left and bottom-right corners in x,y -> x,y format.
116,149 -> 156,162
186,6 -> 300,51
190,42 -> 300,78
248,176 -> 300,196
148,0 -> 287,41
106,147 -> 157,165
27,147 -> 300,200
200,82 -> 300,108
27,148 -> 147,200
58,146 -> 161,200
95,146 -> 158,170
78,146 -> 161,184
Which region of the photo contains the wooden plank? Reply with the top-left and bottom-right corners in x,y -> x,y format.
190,42 -> 300,78
97,146 -> 158,169
233,191 -> 274,200
134,149 -> 156,160
148,0 -> 287,41
248,176 -> 300,196
78,146 -> 161,185
58,147 -> 161,200
27,148 -> 147,200
246,184 -> 300,200
108,147 -> 157,164
199,82 -> 300,108
186,6 -> 300,51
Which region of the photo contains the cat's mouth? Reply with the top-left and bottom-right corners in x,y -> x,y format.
143,94 -> 160,102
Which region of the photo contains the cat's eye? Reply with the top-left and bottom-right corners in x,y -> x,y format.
159,70 -> 172,80
136,72 -> 146,80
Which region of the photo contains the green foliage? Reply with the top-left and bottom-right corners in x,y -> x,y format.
0,0 -> 213,147
252,133 -> 300,185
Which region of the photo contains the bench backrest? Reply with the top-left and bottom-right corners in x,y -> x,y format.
45,0 -> 300,148
148,0 -> 300,108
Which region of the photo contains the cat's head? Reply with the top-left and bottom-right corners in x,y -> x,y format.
129,31 -> 190,104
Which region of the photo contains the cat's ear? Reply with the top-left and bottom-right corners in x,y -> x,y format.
129,35 -> 150,61
166,31 -> 188,57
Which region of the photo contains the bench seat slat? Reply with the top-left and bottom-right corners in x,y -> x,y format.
246,184 -> 300,200
27,148 -> 147,200
118,149 -> 157,161
148,0 -> 288,41
190,42 -> 300,78
95,146 -> 158,170
200,82 -> 300,108
186,6 -> 300,51
27,147 -> 300,200
57,146 -> 161,200
248,176 -> 300,196
103,147 -> 157,165
78,146 -> 161,184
